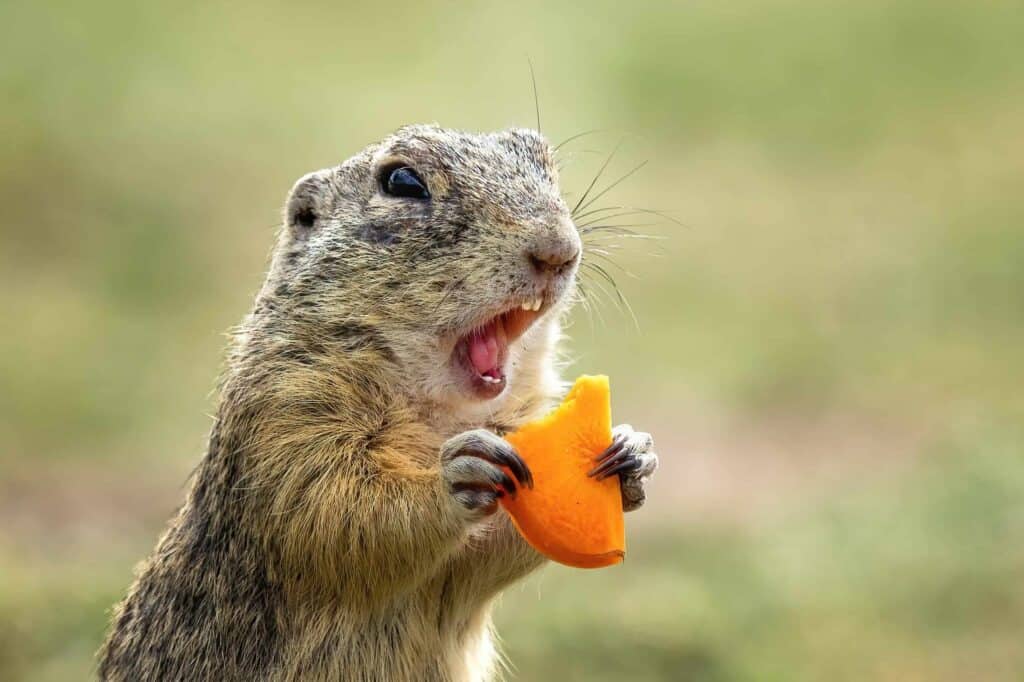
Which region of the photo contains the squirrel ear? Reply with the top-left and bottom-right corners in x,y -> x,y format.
284,170 -> 331,235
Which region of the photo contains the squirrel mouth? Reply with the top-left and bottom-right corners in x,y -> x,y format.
454,296 -> 546,399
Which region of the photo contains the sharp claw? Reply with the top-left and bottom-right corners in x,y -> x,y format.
595,458 -> 640,480
463,434 -> 534,489
519,456 -> 535,489
588,450 -> 633,478
518,457 -> 534,489
593,434 -> 628,463
499,450 -> 533,489
494,468 -> 518,498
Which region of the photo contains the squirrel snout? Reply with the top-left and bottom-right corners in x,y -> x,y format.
526,238 -> 580,279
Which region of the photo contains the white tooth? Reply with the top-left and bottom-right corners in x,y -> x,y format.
521,302 -> 531,311
533,298 -> 542,311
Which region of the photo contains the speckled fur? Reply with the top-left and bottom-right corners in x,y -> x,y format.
98,126 -> 592,681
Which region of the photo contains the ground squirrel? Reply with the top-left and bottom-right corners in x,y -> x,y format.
97,125 -> 659,681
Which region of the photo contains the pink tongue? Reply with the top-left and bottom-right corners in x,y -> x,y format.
468,323 -> 500,376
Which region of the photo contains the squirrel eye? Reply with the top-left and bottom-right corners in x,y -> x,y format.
383,166 -> 430,200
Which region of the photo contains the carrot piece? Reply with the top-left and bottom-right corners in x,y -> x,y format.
501,375 -> 625,569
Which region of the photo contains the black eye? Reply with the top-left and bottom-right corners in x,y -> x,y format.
382,166 -> 430,199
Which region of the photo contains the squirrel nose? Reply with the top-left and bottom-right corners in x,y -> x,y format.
528,241 -> 580,277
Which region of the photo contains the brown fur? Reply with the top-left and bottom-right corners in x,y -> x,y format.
98,125 -> 644,681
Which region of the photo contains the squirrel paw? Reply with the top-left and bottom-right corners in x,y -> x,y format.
441,429 -> 534,522
588,424 -> 658,512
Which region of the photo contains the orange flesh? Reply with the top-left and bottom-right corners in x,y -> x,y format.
501,375 -> 625,569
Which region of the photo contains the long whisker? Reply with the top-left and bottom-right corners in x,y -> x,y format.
580,224 -> 661,237
581,261 -> 621,302
574,160 -> 649,216
583,234 -> 667,244
554,128 -> 605,152
583,235 -> 669,262
578,220 -> 659,232
583,248 -> 638,279
579,273 -> 611,327
576,211 -> 652,228
571,139 -> 622,216
581,261 -> 640,330
576,210 -> 673,229
574,280 -> 597,333
528,58 -> 541,134
573,205 -> 686,228
570,205 -> 627,221
581,268 -> 628,331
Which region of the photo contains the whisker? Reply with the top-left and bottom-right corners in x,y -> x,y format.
584,231 -> 668,251
574,160 -> 649,216
583,248 -> 638,279
582,261 -> 640,330
587,240 -> 669,264
577,220 -> 660,231
574,280 -> 597,332
554,128 -> 606,152
563,141 -> 679,334
575,210 -> 669,228
574,205 -> 687,228
583,232 -> 667,242
571,139 -> 623,216
576,211 -> 648,227
528,58 -> 541,134
570,205 -> 629,221
580,224 -> 660,237
576,270 -> 612,328
579,274 -> 611,327
581,268 -> 625,329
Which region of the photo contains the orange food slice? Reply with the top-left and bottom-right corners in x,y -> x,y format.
501,375 -> 624,568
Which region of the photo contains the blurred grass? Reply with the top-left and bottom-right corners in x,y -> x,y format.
1,0 -> 1022,679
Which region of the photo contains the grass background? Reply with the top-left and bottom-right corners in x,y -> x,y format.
2,0 -> 1022,679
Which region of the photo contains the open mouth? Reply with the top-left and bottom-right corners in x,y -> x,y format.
453,295 -> 547,399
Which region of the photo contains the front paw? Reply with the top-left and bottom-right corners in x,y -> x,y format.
588,424 -> 658,512
441,429 -> 534,523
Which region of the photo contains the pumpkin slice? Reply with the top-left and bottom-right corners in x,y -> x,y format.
501,375 -> 625,569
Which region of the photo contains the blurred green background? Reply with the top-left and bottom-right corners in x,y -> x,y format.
2,0 -> 1023,679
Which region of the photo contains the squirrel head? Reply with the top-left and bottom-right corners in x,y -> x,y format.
264,125 -> 581,417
